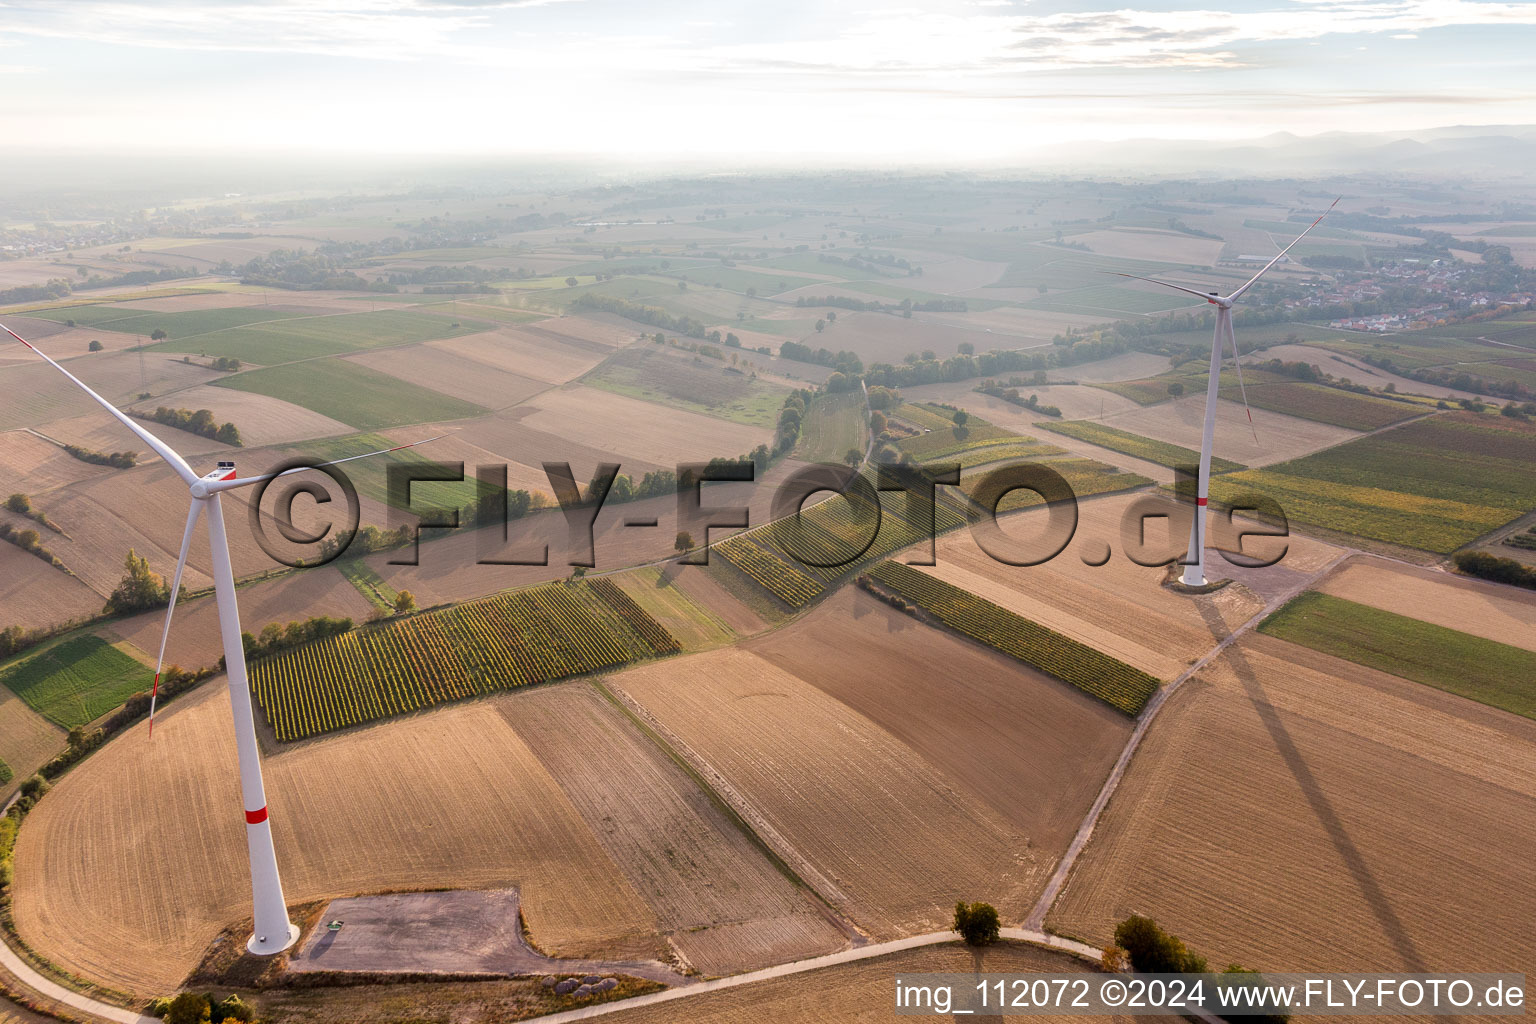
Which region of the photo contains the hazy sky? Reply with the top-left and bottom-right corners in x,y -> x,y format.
3,0 -> 1534,159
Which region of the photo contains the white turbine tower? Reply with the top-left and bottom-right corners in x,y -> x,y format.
1114,198 -> 1339,587
3,322 -> 438,955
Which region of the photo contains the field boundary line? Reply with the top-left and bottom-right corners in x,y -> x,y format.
1023,548 -> 1352,932
0,933 -> 151,1024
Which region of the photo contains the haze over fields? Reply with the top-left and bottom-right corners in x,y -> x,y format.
1,3 -> 1535,1023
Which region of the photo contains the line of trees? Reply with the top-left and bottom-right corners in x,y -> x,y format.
569,293 -> 708,338
136,407 -> 242,446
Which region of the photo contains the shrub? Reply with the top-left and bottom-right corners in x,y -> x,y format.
1454,550 -> 1536,591
162,991 -> 210,1024
953,900 -> 1001,946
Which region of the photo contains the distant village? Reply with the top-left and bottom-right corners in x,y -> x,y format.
1295,259 -> 1535,332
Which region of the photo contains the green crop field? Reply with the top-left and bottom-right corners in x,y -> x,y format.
1301,332 -> 1501,371
868,560 -> 1159,714
249,577 -> 680,741
1259,591 -> 1536,719
584,346 -> 790,428
89,306 -> 323,340
0,634 -> 150,729
215,358 -> 486,430
261,432 -> 490,514
1026,284 -> 1204,316
1208,411 -> 1536,552
1037,420 -> 1245,472
892,403 -> 1020,460
795,390 -> 867,464
149,309 -> 487,364
963,456 -> 1152,512
27,305 -> 162,330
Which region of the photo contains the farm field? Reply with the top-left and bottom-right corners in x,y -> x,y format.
13,688 -> 664,998
1049,632 -> 1536,977
612,647 -> 1045,938
506,684 -> 848,976
248,577 -> 680,741
1234,381 -> 1427,431
0,544 -> 102,631
424,327 -> 610,385
793,389 -> 865,464
214,358 -> 487,431
130,384 -> 354,447
1208,411 -> 1536,553
1317,557 -> 1536,651
868,560 -> 1160,714
915,493 -> 1324,680
0,683 -> 66,799
902,380 -> 1144,426
0,347 -> 220,435
751,587 -> 1131,855
0,633 -> 149,728
147,309 -> 489,364
514,386 -> 772,467
583,346 -> 790,428
1036,420 -> 1246,473
0,429 -> 117,493
609,567 -> 736,651
344,344 -> 550,411
962,456 -> 1151,513
1101,394 -> 1359,468
1259,591 -> 1536,719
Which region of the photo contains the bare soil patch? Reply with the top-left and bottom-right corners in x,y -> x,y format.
346,345 -> 549,411
426,328 -> 610,385
516,387 -> 770,469
1319,556 -> 1536,652
1103,395 -> 1360,468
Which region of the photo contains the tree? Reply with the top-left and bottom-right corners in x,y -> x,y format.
827,311 -> 837,322
869,410 -> 887,435
843,447 -> 862,468
4,493 -> 29,515
674,531 -> 694,554
815,319 -> 826,333
210,994 -> 254,1023
88,339 -> 104,352
952,901 -> 1000,946
105,548 -> 170,615
745,287 -> 757,298
951,409 -> 969,427
215,422 -> 242,446
958,341 -> 974,355
393,590 -> 416,615
1113,915 -> 1207,973
1101,946 -> 1128,972
162,991 -> 211,1024
1168,380 -> 1185,398
150,328 -> 168,341
565,277 -> 578,287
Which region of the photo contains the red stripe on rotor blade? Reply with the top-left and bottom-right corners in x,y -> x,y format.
245,806 -> 269,825
1196,497 -> 1208,506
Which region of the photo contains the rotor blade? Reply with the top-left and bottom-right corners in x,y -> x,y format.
1227,197 -> 1341,303
0,322 -> 199,486
149,501 -> 203,738
1223,313 -> 1260,447
199,433 -> 452,495
1106,273 -> 1221,304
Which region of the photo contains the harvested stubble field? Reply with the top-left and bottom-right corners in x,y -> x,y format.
515,386 -> 772,468
14,688 -> 665,999
344,343 -> 550,411
506,684 -> 848,976
584,346 -> 790,428
612,647 -> 1044,940
0,347 -> 219,434
1231,381 -> 1424,431
130,385 -> 354,448
0,682 -> 65,798
1036,420 -> 1246,473
249,577 -> 679,741
1259,591 -> 1536,719
751,587 -> 1131,859
0,429 -> 116,494
1318,557 -> 1536,651
1100,394 -> 1358,468
600,941 -> 1128,1024
1208,412 -> 1536,553
916,493 -> 1328,680
148,309 -> 489,364
0,543 -> 101,630
901,380 -> 1143,425
794,389 -> 867,465
216,358 -> 487,431
1049,632 -> 1536,979
424,328 -> 609,385
868,561 -> 1159,714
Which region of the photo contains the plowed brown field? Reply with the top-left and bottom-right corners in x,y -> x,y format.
612,648 -> 1044,940
506,684 -> 848,976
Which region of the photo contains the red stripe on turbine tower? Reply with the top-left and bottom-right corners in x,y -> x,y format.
245,806 -> 269,825
1197,497 -> 1208,506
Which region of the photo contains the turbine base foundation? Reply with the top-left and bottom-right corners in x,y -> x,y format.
247,921 -> 301,957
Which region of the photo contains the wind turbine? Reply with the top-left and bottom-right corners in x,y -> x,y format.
1113,198 -> 1339,586
2,322 -> 438,955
